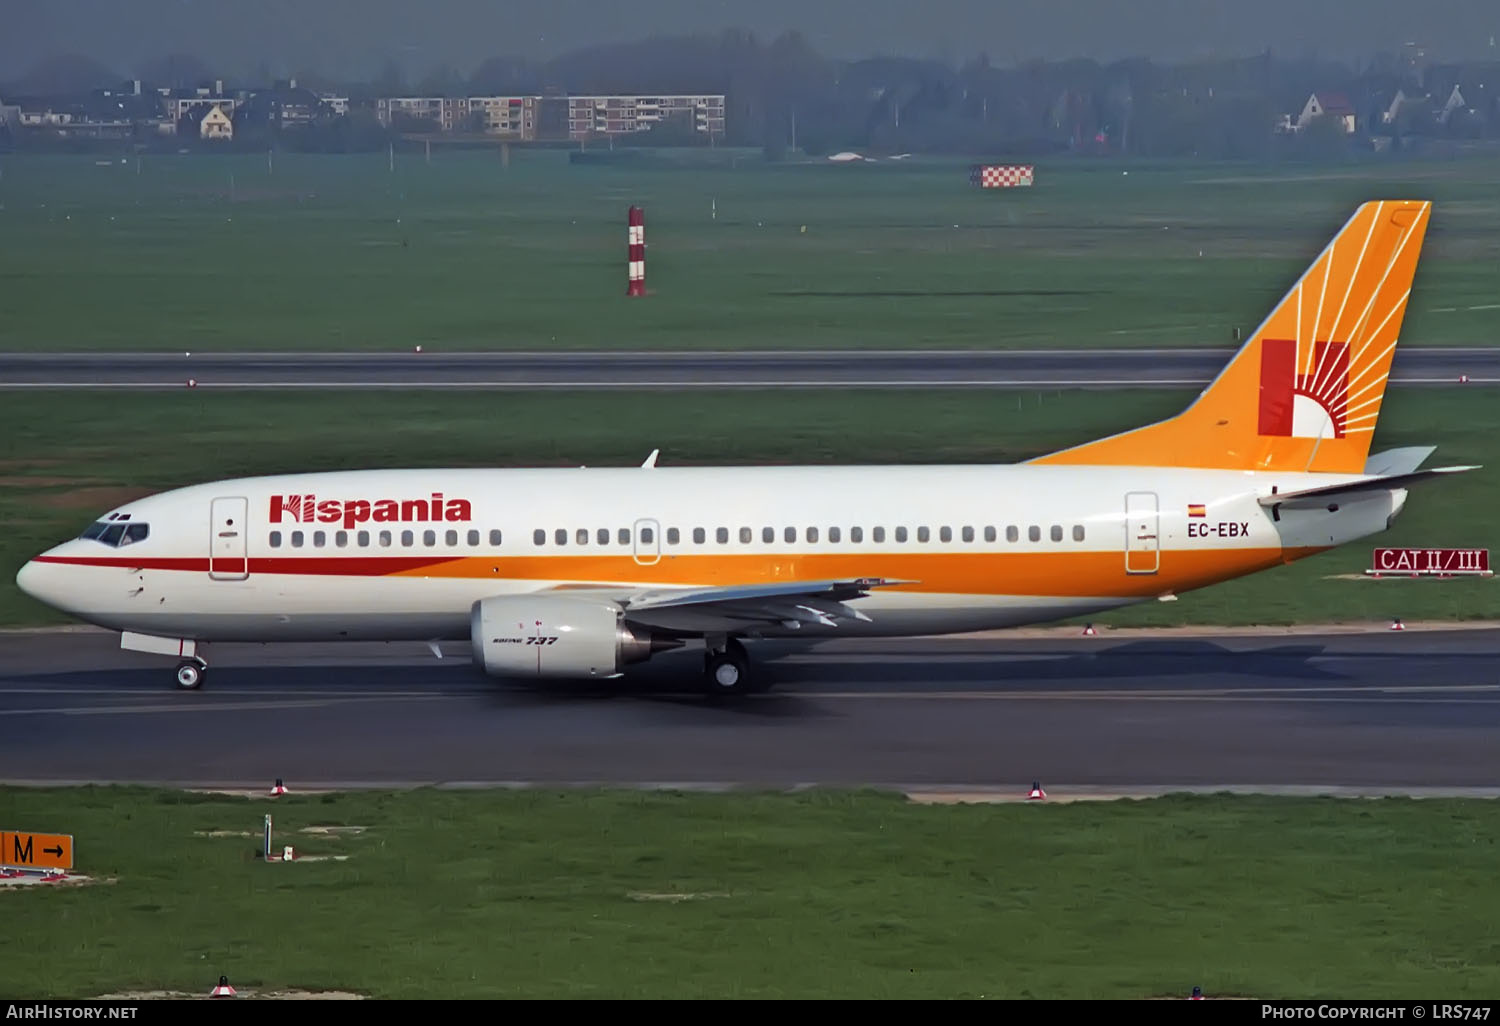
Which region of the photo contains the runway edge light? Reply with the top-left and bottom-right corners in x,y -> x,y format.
1027,781 -> 1046,800
1190,986 -> 1204,1000
210,975 -> 236,998
1390,617 -> 1405,631
271,778 -> 287,796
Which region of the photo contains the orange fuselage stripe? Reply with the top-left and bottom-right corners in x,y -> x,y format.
389,547 -> 1326,597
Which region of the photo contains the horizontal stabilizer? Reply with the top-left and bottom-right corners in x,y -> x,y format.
1259,465 -> 1479,508
1363,445 -> 1437,476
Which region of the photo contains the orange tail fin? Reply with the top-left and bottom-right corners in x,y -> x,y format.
1031,200 -> 1432,474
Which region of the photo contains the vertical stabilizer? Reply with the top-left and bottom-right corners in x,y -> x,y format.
1030,200 -> 1432,473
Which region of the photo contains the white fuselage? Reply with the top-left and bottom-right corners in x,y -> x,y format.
16,463 -> 1403,644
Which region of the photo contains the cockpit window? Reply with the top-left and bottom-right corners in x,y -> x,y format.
79,521 -> 149,547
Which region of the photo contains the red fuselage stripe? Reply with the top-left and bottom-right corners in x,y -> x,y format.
31,555 -> 457,576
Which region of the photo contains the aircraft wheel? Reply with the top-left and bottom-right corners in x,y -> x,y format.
175,660 -> 205,690
703,649 -> 750,696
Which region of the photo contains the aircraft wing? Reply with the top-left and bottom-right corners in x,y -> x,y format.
614,577 -> 918,633
1259,465 -> 1480,510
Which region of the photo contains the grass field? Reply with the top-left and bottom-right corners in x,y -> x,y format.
2,148 -> 1499,352
2,386 -> 1495,628
2,786 -> 1498,999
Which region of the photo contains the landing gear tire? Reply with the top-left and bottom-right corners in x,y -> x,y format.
703,638 -> 754,696
175,660 -> 206,690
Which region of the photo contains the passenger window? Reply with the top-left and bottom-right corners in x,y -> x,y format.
401,530 -> 413,546
534,529 -> 545,546
962,526 -> 974,542
667,528 -> 680,545
829,527 -> 840,542
314,531 -> 326,547
597,528 -> 608,545
336,531 -> 348,548
896,527 -> 908,542
850,526 -> 862,543
292,530 -> 304,547
740,527 -> 752,544
1006,526 -> 1019,542
916,526 -> 929,542
492,530 -> 504,546
1073,525 -> 1085,542
640,527 -> 653,544
380,530 -> 392,547
873,527 -> 884,542
717,527 -> 729,544
984,526 -> 996,543
618,528 -> 630,545
468,530 -> 480,546
762,527 -> 773,543
1029,526 -> 1041,542
555,529 -> 567,545
693,527 -> 705,544
940,526 -> 952,543
784,526 -> 796,543
270,531 -> 282,548
447,529 -> 459,546
424,530 -> 436,546
576,528 -> 588,545
1051,525 -> 1062,542
807,527 -> 818,543
358,530 -> 370,547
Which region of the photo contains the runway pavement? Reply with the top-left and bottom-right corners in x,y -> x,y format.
1,347 -> 1497,389
2,625 -> 1498,795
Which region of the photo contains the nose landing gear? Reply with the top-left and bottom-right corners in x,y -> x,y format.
175,658 -> 207,690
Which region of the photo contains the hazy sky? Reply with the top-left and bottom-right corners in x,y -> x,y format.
7,0 -> 1499,83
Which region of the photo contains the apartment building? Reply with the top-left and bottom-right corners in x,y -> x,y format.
375,93 -> 725,140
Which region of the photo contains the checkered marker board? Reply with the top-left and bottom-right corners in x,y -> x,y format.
970,164 -> 1034,188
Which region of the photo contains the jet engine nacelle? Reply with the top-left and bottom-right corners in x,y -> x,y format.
469,594 -> 679,679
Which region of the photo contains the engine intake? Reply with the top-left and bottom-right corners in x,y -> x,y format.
470,594 -> 681,679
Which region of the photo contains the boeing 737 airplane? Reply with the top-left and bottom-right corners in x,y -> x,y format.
14,199 -> 1477,696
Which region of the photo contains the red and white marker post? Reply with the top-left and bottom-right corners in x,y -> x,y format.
627,206 -> 645,296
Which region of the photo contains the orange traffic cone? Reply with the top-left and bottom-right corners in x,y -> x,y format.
210,975 -> 236,998
1027,781 -> 1046,800
270,778 -> 288,796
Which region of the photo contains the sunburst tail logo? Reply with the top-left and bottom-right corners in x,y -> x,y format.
1257,338 -> 1349,439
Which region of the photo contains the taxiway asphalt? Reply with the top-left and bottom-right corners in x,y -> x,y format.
2,625 -> 1497,795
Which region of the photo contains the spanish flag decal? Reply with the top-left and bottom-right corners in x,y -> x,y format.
1188,504 -> 1207,518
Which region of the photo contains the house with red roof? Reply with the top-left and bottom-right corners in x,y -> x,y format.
1296,91 -> 1357,133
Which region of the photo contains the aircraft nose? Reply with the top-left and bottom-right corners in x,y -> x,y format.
15,559 -> 63,609
16,560 -> 39,598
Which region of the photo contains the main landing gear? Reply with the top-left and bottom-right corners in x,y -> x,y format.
174,657 -> 207,690
702,637 -> 756,696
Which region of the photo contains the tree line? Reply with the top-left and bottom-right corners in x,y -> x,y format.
5,31 -> 1499,159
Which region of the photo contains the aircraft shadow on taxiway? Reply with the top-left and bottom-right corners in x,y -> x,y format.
477,638 -> 1360,702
